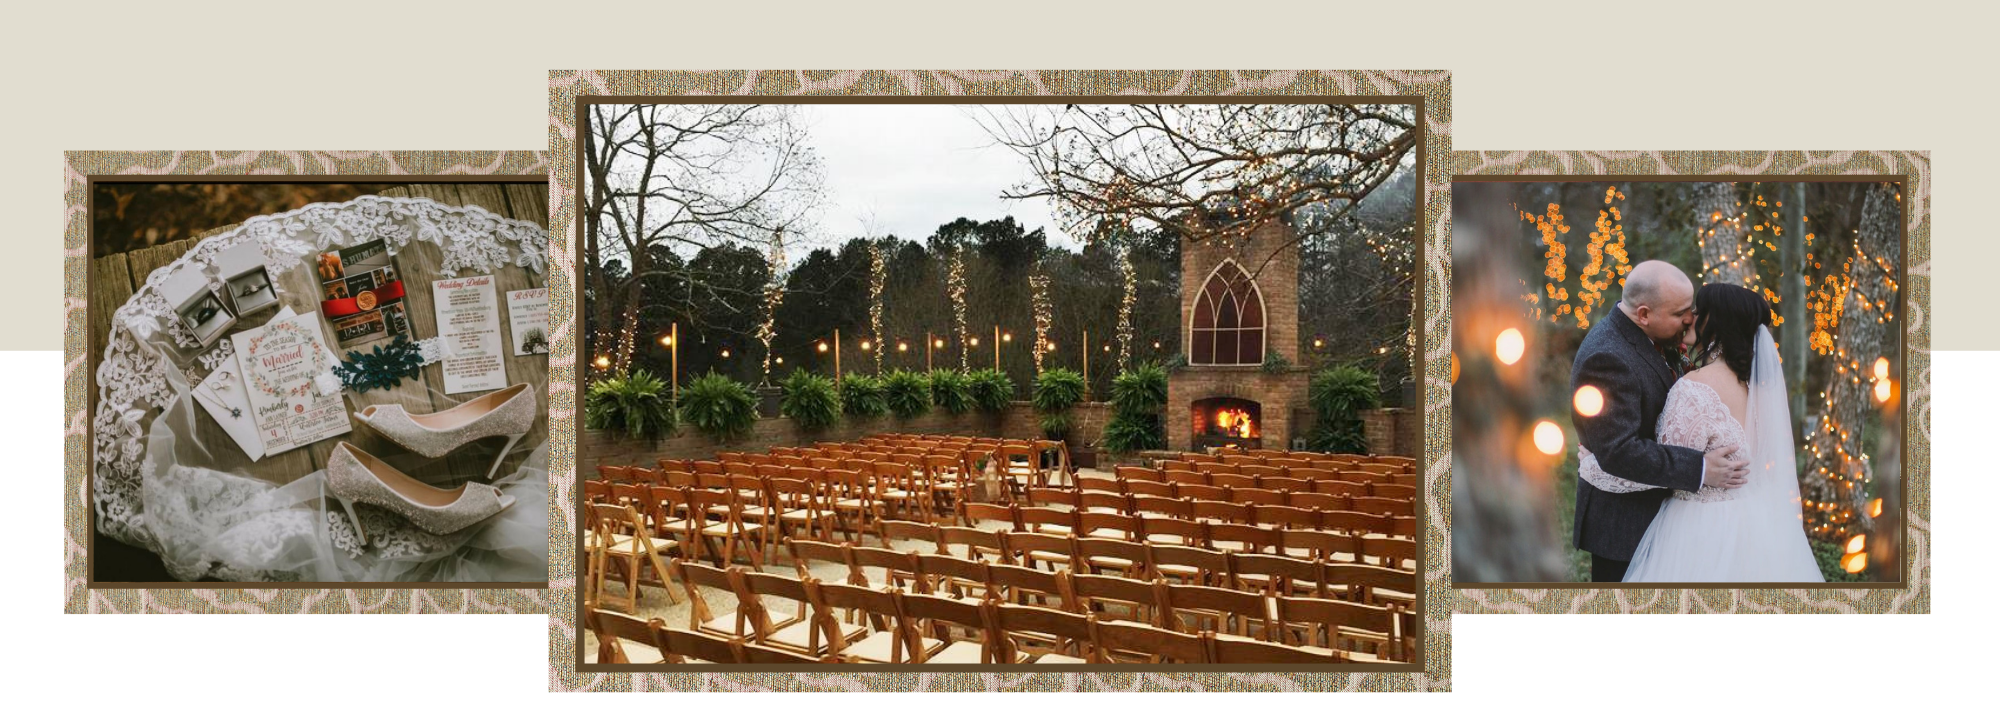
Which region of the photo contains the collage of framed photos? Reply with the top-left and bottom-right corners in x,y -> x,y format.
45,63 -> 1948,699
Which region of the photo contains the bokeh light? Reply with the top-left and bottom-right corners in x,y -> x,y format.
1532,420 -> 1565,455
1573,385 -> 1605,417
1496,328 -> 1525,365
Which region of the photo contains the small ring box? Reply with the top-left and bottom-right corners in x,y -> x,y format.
216,238 -> 279,317
160,263 -> 235,347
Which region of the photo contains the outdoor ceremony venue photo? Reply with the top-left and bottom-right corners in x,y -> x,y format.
574,100 -> 1425,666
1450,178 -> 1907,586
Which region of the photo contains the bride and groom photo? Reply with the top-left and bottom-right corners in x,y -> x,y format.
1452,179 -> 1906,585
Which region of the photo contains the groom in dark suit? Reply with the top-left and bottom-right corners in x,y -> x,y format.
1571,260 -> 1748,582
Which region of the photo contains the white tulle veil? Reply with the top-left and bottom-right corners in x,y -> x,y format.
1732,325 -> 1822,577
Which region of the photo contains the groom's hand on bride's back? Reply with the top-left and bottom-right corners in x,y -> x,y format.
1703,444 -> 1750,489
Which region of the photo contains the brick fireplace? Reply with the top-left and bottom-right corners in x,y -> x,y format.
1167,216 -> 1312,451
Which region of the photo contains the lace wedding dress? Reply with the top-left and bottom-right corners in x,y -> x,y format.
92,197 -> 550,582
1579,326 -> 1822,582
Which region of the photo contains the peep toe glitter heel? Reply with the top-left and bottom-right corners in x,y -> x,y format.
325,442 -> 516,537
354,383 -> 537,478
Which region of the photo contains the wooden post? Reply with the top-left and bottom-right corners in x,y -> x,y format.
926,331 -> 933,372
669,321 -> 679,404
1082,329 -> 1090,401
993,325 -> 1001,371
833,328 -> 842,384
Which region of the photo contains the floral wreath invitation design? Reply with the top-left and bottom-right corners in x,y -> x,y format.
63,151 -> 555,613
550,70 -> 1450,691
1447,151 -> 1930,614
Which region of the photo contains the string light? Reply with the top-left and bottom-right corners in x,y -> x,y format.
869,241 -> 887,369
948,247 -> 970,370
1030,270 -> 1052,373
1116,243 -> 1137,372
816,341 -> 829,353
756,228 -> 788,384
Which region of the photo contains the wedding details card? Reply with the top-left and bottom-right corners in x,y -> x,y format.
433,275 -> 508,394
229,310 -> 350,456
505,288 -> 549,356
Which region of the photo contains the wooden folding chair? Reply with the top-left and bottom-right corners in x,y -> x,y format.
876,518 -> 942,552
807,581 -> 910,663
1201,631 -> 1347,663
986,562 -> 1071,609
1191,499 -> 1253,525
668,560 -> 753,641
598,465 -> 632,483
650,625 -> 742,664
1075,475 -> 1123,493
914,552 -> 993,600
1124,479 -> 1177,498
585,607 -> 670,664
1325,563 -> 1416,607
848,545 -> 921,592
824,469 -> 878,540
988,602 -> 1098,663
1231,486 -> 1287,507
1253,504 -> 1325,532
1115,465 -> 1162,482
1075,536 -> 1151,579
1162,469 -> 1210,486
1158,582 -> 1274,642
1148,542 -> 1228,587
1260,475 -> 1312,493
1092,618 -> 1206,663
1065,572 -> 1162,626
682,484 -> 765,568
1016,506 -> 1077,536
1207,522 -> 1283,555
1006,530 -> 1077,572
1024,487 -> 1079,510
767,476 -> 837,548
959,501 -> 1019,531
1360,535 -> 1418,571
1281,527 -> 1361,564
1077,511 -> 1142,543
1139,516 -> 1207,547
737,570 -> 857,656
1288,490 -> 1352,513
1275,595 -> 1404,662
787,538 -> 862,586
587,501 -> 682,613
1229,552 -> 1328,598
1077,490 -> 1133,516
895,590 -> 995,663
872,461 -> 925,522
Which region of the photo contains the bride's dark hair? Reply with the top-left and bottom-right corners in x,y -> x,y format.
1692,283 -> 1773,382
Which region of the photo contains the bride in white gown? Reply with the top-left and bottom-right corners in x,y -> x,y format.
1581,282 -> 1823,582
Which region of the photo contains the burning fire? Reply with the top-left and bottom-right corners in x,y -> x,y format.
1214,408 -> 1257,438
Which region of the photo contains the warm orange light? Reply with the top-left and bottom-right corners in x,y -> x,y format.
816,341 -> 829,353
659,335 -> 673,348
593,356 -> 611,369
1451,354 -> 1459,384
1845,534 -> 1866,554
896,341 -> 909,352
1214,409 -> 1257,438
1873,379 -> 1892,403
774,356 -> 785,365
1047,341 -> 1057,351
1873,357 -> 1889,381
860,340 -> 873,351
1532,420 -> 1565,455
1313,338 -> 1325,349
719,349 -> 731,359
935,339 -> 946,349
969,337 -> 979,347
1574,386 -> 1605,417
1002,332 -> 1013,343
1868,498 -> 1883,518
1841,551 -> 1867,573
1153,341 -> 1162,349
1496,328 -> 1525,365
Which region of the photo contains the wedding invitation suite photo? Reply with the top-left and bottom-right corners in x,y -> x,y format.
1449,178 -> 1908,587
83,179 -> 554,585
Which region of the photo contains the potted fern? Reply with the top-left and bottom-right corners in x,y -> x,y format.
779,369 -> 841,432
1102,362 -> 1167,453
679,371 -> 758,442
1032,368 -> 1086,440
882,369 -> 933,420
583,369 -> 677,440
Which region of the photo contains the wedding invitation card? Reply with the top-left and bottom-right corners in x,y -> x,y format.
505,288 -> 549,356
229,310 -> 350,455
316,238 -> 410,350
432,275 -> 508,394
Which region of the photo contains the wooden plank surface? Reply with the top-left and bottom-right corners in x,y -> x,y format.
92,186 -> 550,488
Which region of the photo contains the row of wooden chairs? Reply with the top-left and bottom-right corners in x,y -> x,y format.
1065,477 -> 1415,515
798,530 -> 1415,604
1116,464 -> 1419,490
967,497 -> 1417,541
659,558 -> 1408,663
1165,450 -> 1415,471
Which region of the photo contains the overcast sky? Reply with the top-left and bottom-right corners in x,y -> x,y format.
795,105 -> 1070,250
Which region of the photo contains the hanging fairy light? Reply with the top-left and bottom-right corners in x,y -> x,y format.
1495,328 -> 1525,365
1030,269 -> 1052,373
868,240 -> 887,369
1115,243 -> 1137,372
755,227 -> 788,385
947,246 -> 970,370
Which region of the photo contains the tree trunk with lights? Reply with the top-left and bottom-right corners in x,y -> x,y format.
1799,182 -> 1899,543
1782,183 -> 1809,435
1696,182 -> 1756,287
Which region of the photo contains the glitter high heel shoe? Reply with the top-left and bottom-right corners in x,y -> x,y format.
325,442 -> 516,541
354,383 -> 537,479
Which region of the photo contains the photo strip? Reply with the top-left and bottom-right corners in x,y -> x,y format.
70,163 -> 556,599
551,69 -> 1451,690
1448,153 -> 1929,614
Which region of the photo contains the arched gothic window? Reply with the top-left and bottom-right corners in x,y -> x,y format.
1188,260 -> 1265,365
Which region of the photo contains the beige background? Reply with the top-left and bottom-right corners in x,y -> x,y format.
10,2 -> 1992,351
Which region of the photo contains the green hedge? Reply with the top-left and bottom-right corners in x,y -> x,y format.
927,369 -> 973,415
779,369 -> 841,431
679,371 -> 757,441
583,369 -> 677,440
883,369 -> 933,420
840,373 -> 888,419
967,369 -> 1015,413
